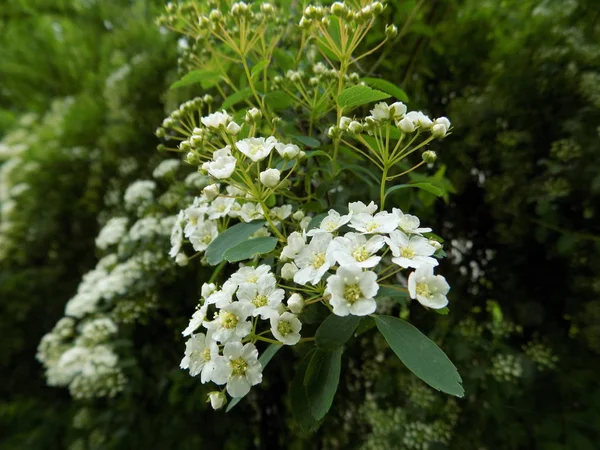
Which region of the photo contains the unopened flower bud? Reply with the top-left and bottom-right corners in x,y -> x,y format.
390,102 -> 407,120
422,150 -> 437,163
331,2 -> 347,17
287,293 -> 305,313
259,168 -> 281,187
157,144 -> 166,152
209,9 -> 223,22
292,210 -> 305,221
348,121 -> 363,134
372,1 -> 384,15
431,123 -> 448,138
226,121 -> 241,135
260,3 -> 274,14
281,263 -> 299,280
203,94 -> 214,104
245,107 -> 262,123
208,391 -> 226,410
385,24 -> 398,39
428,239 -> 443,251
299,16 -> 311,29
272,116 -> 282,127
321,16 -> 331,27
175,253 -> 189,266
179,140 -> 191,152
203,183 -> 220,200
339,116 -> 352,130
300,216 -> 311,230
155,127 -> 165,138
398,116 -> 416,133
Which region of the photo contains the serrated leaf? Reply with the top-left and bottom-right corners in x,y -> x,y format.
170,70 -> 221,90
290,350 -> 320,431
223,236 -> 278,263
337,85 -> 390,110
205,220 -> 266,266
374,315 -> 464,397
361,77 -> 409,103
227,344 -> 281,412
303,348 -> 343,420
316,315 -> 361,350
384,182 -> 444,200
221,87 -> 253,110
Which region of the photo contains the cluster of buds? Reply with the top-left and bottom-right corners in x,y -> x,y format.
300,1 -> 385,29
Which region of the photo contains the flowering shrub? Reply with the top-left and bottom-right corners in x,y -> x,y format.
151,0 -> 462,423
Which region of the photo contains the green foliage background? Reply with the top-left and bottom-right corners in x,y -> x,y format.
1,0 -> 599,449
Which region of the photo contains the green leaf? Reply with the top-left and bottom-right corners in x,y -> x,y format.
227,344 -> 281,412
337,85 -> 390,110
434,307 -> 450,316
316,315 -> 361,350
205,220 -> 266,266
377,285 -> 409,307
384,182 -> 444,200
355,317 -> 376,336
305,150 -> 332,160
307,213 -> 327,231
374,315 -> 464,397
290,350 -> 320,431
303,348 -> 343,420
170,70 -> 221,90
272,48 -> 295,72
221,87 -> 253,110
223,236 -> 278,263
251,59 -> 270,80
264,90 -> 295,110
361,77 -> 409,103
292,135 -> 321,148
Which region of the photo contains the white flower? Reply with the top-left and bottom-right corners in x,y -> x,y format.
348,201 -> 378,215
281,262 -> 299,280
220,342 -> 262,398
203,184 -> 220,201
236,137 -> 277,162
96,217 -> 128,250
326,265 -> 379,316
275,142 -> 300,159
299,216 -> 312,230
152,159 -> 180,178
406,111 -> 433,129
330,233 -> 385,268
259,168 -> 281,187
287,293 -> 304,313
408,264 -> 449,309
201,110 -> 231,129
230,265 -> 274,287
370,102 -> 390,121
386,230 -> 438,268
226,121 -> 241,135
432,123 -> 448,138
183,204 -> 207,238
169,213 -> 184,258
205,281 -> 238,308
237,279 -> 284,320
392,208 -> 432,235
205,153 -> 236,179
271,205 -> 292,221
180,333 -> 228,384
124,180 -> 155,207
208,197 -> 235,219
204,303 -> 252,343
201,282 -> 217,299
307,209 -> 352,236
245,107 -> 262,122
189,220 -> 219,252
240,203 -> 264,222
349,211 -> 400,234
208,391 -> 227,410
280,231 -> 306,261
293,233 -> 335,285
270,312 -> 302,345
182,303 -> 209,336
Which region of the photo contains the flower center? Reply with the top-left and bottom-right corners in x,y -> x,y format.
366,221 -> 379,232
277,320 -> 292,337
220,311 -> 238,329
323,220 -> 337,231
312,252 -> 326,269
202,233 -> 212,244
343,284 -> 362,304
230,357 -> 248,376
202,347 -> 211,361
252,294 -> 268,308
249,143 -> 262,155
352,245 -> 370,262
415,282 -> 432,298
400,247 -> 415,258
247,275 -> 259,283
